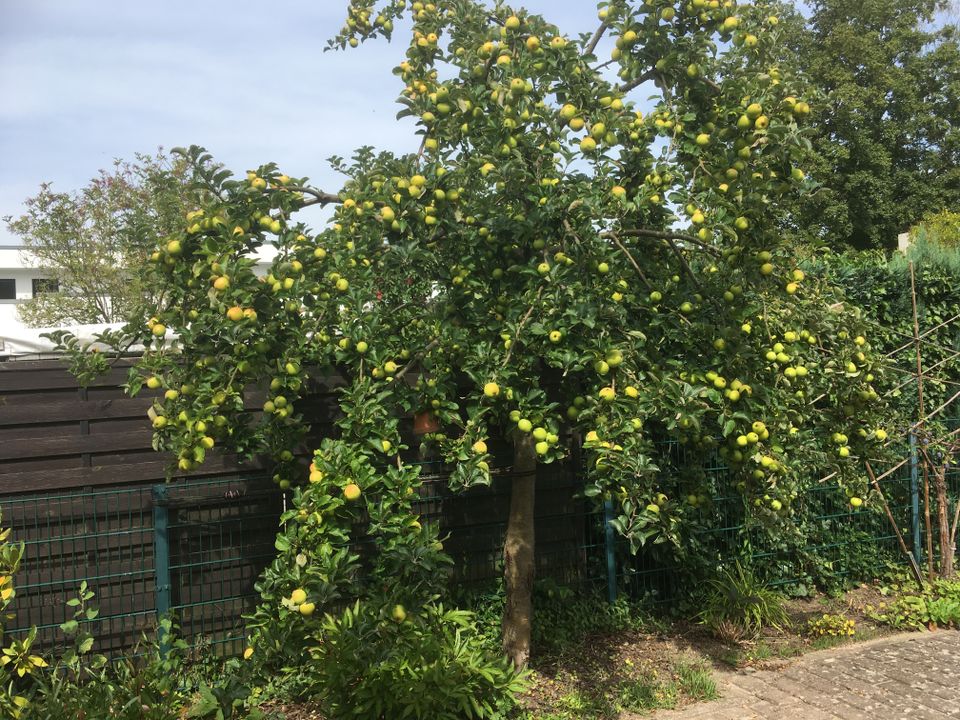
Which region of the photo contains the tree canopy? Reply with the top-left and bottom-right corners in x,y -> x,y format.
54,0 -> 897,685
783,0 -> 960,249
5,151 -> 194,327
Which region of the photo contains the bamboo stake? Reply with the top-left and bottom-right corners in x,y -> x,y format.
866,461 -> 925,588
910,261 -> 935,580
918,445 -> 955,578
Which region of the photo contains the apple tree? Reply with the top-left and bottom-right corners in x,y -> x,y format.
55,0 -> 893,675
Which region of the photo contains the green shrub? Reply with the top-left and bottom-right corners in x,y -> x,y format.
806,613 -> 855,638
308,601 -> 526,719
24,585 -> 192,720
697,563 -> 790,642
0,517 -> 49,718
465,581 -> 657,657
243,439 -> 528,717
868,579 -> 960,630
913,210 -> 960,250
185,665 -> 266,720
531,583 -> 655,654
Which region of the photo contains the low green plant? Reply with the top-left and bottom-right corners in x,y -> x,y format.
616,671 -> 678,713
553,688 -> 612,718
868,579 -> 960,630
674,662 -> 718,702
739,641 -> 774,664
806,613 -> 855,638
186,667 -> 266,720
533,586 -> 656,655
615,662 -> 716,713
0,517 -> 47,718
466,581 -> 658,658
696,563 -> 790,642
25,586 -> 192,720
307,601 -> 526,719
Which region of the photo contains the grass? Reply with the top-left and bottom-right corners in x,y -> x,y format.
676,662 -> 719,702
519,659 -> 719,719
616,662 -> 718,714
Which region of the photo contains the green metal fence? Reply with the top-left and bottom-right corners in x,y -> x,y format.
0,445 -> 942,659
607,441 -> 923,603
0,458 -> 597,658
1,475 -> 282,658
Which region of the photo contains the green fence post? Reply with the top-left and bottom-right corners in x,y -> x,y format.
152,484 -> 171,655
909,433 -> 922,566
603,499 -> 617,604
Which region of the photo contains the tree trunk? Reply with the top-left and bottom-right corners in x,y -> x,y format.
502,434 -> 536,668
935,464 -> 954,578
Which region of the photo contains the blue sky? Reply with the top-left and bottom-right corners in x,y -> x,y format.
0,1 -> 602,245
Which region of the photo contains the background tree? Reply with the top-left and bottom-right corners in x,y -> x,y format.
55,0 -> 895,688
4,151 -> 195,327
782,0 -> 960,249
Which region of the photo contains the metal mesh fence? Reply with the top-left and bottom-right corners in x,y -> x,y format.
0,446 -> 937,659
0,475 -> 282,658
3,483 -> 157,655
162,476 -> 283,657
611,441 -> 919,602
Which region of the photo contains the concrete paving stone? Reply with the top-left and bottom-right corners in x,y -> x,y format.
766,676 -> 873,719
639,631 -> 960,720
864,675 -> 956,716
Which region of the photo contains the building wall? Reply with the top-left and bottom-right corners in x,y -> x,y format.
0,248 -> 48,335
0,245 -> 276,338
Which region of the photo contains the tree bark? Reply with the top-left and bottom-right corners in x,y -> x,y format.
502,434 -> 536,668
934,463 -> 954,578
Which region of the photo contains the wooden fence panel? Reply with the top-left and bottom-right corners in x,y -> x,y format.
0,358 -> 595,655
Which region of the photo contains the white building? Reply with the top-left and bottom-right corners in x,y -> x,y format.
0,244 -> 277,358
0,246 -> 56,340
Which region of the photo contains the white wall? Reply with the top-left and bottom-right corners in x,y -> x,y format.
0,245 -> 277,340
0,304 -> 20,336
0,248 -> 46,336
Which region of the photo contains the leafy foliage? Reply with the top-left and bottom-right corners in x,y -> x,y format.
25,591 -> 191,720
466,581 -> 657,657
241,438 -> 525,714
914,210 -> 960,250
868,579 -> 960,629
185,674 -> 265,720
0,516 -> 35,719
696,563 -> 790,641
307,601 -> 524,719
818,237 -> 960,433
806,612 -> 856,637
780,0 -> 960,249
5,151 -> 200,327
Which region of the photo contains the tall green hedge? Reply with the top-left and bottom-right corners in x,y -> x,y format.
818,237 -> 960,433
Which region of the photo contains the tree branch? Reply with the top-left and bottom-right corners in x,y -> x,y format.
607,233 -> 654,292
601,228 -> 721,257
665,238 -> 701,291
618,68 -> 656,94
394,338 -> 440,382
584,21 -> 609,57
703,77 -> 721,94
284,186 -> 342,207
502,287 -> 543,368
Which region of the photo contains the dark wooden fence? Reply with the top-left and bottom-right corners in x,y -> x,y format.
0,358 -> 598,656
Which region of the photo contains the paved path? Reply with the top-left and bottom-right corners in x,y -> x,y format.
643,631 -> 960,720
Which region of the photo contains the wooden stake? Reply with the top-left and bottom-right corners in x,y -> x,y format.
866,461 -> 925,588
910,261 -> 935,580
